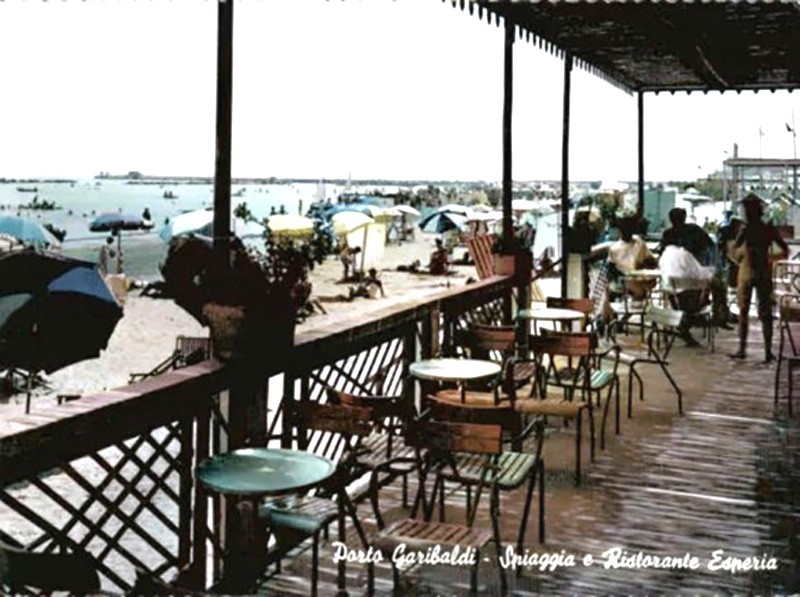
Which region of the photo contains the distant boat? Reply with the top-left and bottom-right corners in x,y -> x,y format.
16,186 -> 38,193
163,190 -> 178,200
232,187 -> 247,197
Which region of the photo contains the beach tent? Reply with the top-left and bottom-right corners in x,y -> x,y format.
346,222 -> 386,274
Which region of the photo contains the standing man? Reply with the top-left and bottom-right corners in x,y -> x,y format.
729,193 -> 789,362
97,236 -> 115,276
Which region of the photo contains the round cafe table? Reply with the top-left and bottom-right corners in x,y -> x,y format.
519,307 -> 585,334
409,358 -> 502,404
196,447 -> 335,497
196,448 -> 336,592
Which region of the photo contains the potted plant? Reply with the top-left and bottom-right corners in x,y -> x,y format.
492,221 -> 535,283
196,203 -> 332,362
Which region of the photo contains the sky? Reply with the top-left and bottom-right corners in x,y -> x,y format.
0,0 -> 798,183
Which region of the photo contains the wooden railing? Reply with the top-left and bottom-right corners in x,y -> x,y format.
0,275 -> 515,592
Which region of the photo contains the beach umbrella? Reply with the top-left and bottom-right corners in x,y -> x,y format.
394,205 -> 421,218
0,250 -> 123,413
89,212 -> 152,269
418,211 -> 469,234
0,215 -> 61,250
266,214 -> 315,239
160,208 -> 265,243
436,204 -> 472,216
511,199 -> 539,212
89,212 -> 148,233
331,211 -> 374,235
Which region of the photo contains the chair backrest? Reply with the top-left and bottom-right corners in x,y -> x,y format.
545,296 -> 594,316
466,323 -> 517,357
0,539 -> 101,594
408,418 -> 503,457
327,388 -> 413,422
299,402 -> 373,438
175,335 -> 212,364
466,233 -> 496,280
529,332 -> 593,395
779,294 -> 800,322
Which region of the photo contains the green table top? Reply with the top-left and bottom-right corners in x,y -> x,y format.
196,448 -> 335,497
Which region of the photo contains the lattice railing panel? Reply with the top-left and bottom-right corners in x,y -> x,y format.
0,417 -> 205,592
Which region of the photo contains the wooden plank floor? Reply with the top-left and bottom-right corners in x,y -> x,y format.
257,323 -> 800,595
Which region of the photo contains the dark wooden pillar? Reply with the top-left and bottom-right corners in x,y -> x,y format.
637,91 -> 645,216
560,53 -> 573,298
213,0 -> 233,275
501,20 -> 514,247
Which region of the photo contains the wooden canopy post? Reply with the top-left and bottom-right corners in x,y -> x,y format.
213,0 -> 233,276
501,19 -> 514,248
637,91 -> 645,216
560,53 -> 573,298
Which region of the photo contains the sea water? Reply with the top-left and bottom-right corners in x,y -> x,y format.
0,179 -> 321,280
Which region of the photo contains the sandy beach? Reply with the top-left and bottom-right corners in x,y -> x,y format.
0,232 -> 486,416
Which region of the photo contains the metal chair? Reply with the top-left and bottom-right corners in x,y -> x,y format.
258,402 -> 370,597
515,331 -> 620,484
426,402 -> 546,551
326,387 -> 419,529
663,276 -> 715,352
428,323 -> 538,451
366,420 -> 507,594
775,293 -> 800,415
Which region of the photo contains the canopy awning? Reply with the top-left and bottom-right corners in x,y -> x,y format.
458,0 -> 800,94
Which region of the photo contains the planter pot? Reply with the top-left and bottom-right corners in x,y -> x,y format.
493,251 -> 533,285
493,254 -> 516,277
203,302 -> 295,363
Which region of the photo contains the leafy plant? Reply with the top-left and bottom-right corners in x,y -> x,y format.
492,221 -> 536,254
207,203 -> 332,316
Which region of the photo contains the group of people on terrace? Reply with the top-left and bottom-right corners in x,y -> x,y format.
599,192 -> 788,363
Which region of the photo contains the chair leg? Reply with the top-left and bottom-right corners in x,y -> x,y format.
311,530 -> 319,597
615,379 -> 621,435
367,561 -> 375,595
775,325 -> 785,406
538,459 -> 545,545
369,471 -> 385,530
574,413 -> 582,486
517,468 -> 537,554
341,491 -> 368,547
588,408 -> 596,462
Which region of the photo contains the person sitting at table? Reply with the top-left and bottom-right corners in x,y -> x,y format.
660,207 -> 731,331
593,215 -> 658,332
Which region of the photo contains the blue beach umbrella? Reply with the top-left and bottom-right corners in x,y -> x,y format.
0,250 -> 122,412
89,212 -> 148,233
418,211 -> 469,234
0,215 -> 61,250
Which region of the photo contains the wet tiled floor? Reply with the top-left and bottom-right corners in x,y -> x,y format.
258,323 -> 800,595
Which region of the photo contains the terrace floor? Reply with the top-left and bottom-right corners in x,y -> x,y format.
257,322 -> 800,596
